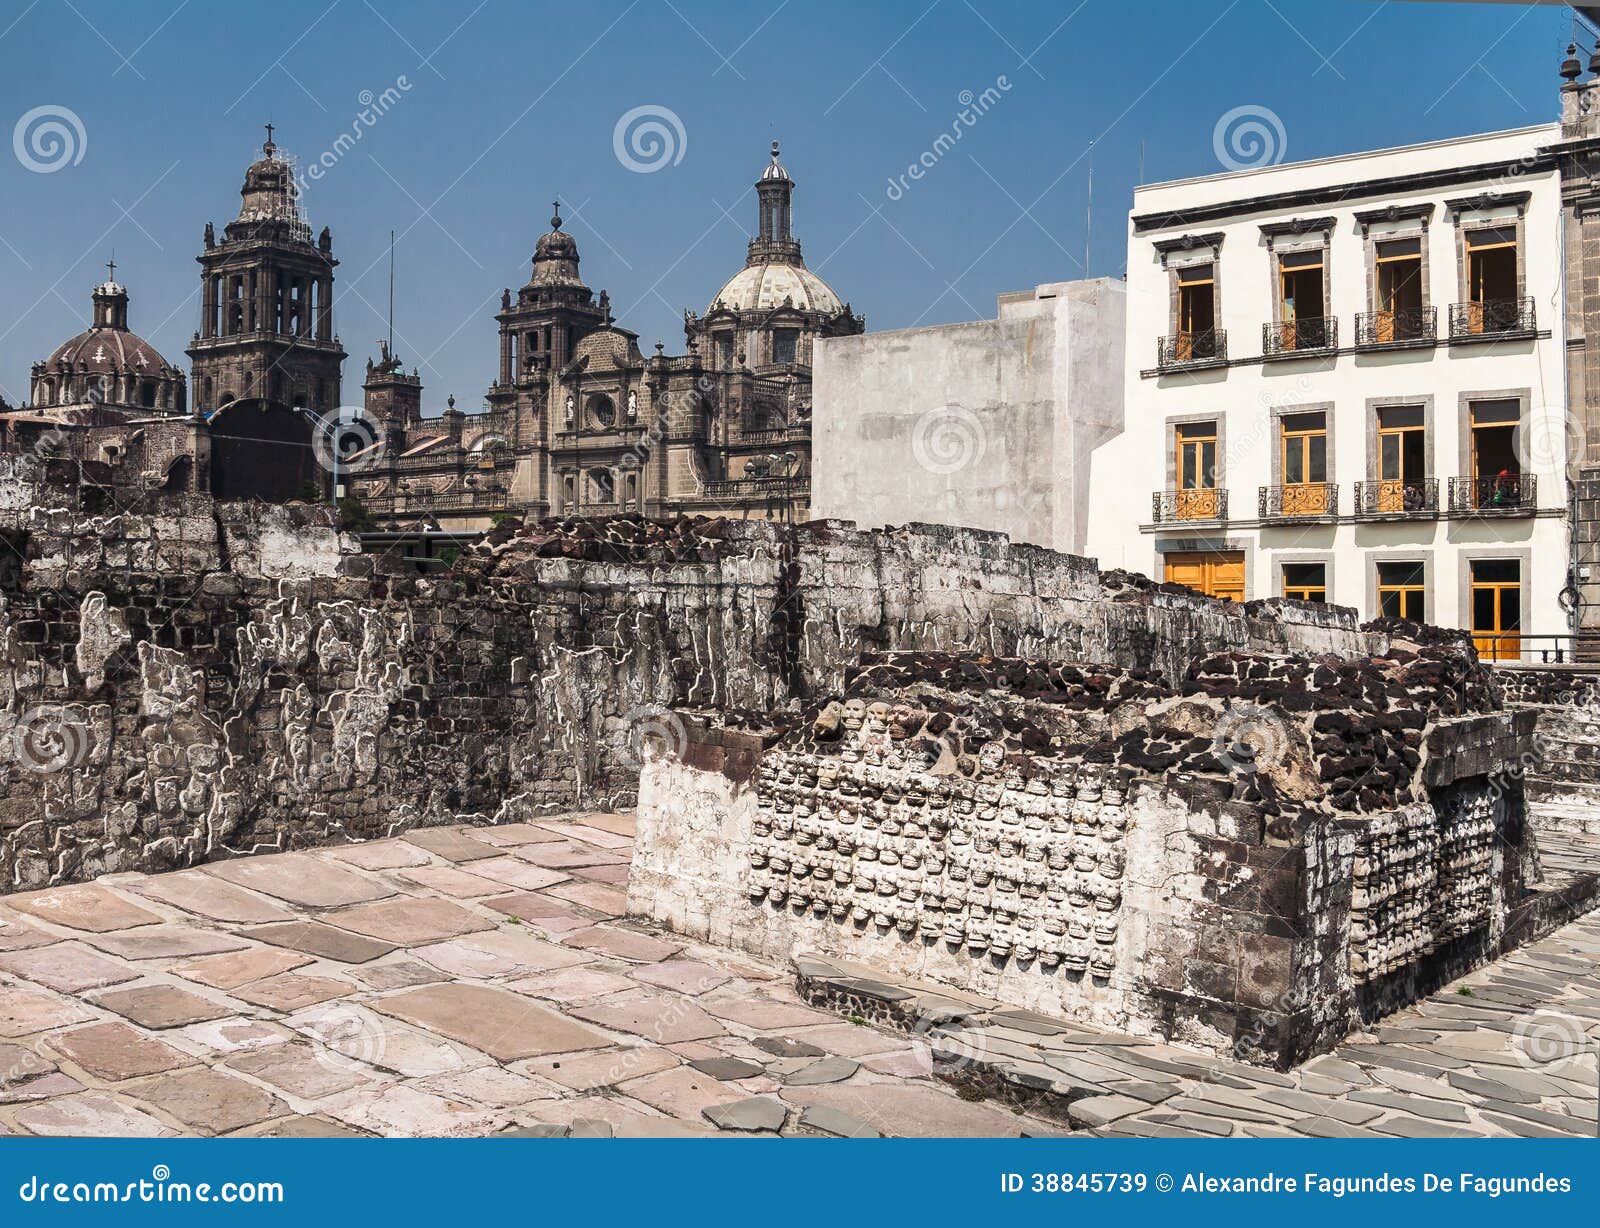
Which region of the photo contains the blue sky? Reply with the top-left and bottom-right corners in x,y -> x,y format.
0,0 -> 1585,414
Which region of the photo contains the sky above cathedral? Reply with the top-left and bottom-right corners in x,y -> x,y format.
0,0 -> 1582,413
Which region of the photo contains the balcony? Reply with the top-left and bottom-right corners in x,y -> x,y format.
1261,317 -> 1337,359
1353,306 -> 1436,350
1447,473 -> 1537,514
1156,329 -> 1227,371
1448,296 -> 1536,342
1258,482 -> 1337,520
699,475 -> 806,499
1352,478 -> 1440,519
1152,488 -> 1228,523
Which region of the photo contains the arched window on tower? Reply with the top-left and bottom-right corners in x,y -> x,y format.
140,380 -> 157,409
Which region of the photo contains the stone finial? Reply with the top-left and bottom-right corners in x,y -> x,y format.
1589,39 -> 1600,77
1562,42 -> 1582,82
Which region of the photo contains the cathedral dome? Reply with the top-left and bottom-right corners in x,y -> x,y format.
45,321 -> 174,377
33,274 -> 185,412
44,281 -> 178,377
708,261 -> 843,316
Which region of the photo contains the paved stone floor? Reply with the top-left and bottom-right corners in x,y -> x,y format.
0,815 -> 1595,1138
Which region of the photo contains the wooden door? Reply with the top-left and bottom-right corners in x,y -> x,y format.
1165,551 -> 1245,602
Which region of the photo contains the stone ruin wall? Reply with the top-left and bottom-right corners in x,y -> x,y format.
629,649 -> 1545,1067
1493,663 -> 1600,836
0,476 -> 1391,893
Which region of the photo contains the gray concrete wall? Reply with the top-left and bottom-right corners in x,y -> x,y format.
811,278 -> 1125,555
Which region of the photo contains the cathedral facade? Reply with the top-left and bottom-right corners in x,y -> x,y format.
347,142 -> 863,529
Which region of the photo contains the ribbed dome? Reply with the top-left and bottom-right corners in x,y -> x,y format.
46,325 -> 175,376
708,261 -> 843,315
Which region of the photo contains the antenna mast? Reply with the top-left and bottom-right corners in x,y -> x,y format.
1084,142 -> 1095,275
387,230 -> 395,356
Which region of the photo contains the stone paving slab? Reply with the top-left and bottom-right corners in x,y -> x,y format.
3,814 -> 1597,1138
203,856 -> 394,908
123,871 -> 295,924
241,921 -> 399,964
4,885 -> 163,933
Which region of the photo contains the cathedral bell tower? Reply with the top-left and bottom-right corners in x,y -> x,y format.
187,126 -> 346,418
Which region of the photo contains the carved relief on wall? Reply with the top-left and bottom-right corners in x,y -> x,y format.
746,702 -> 1129,975
1347,788 -> 1496,983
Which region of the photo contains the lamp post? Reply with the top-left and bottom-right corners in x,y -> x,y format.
296,407 -> 340,506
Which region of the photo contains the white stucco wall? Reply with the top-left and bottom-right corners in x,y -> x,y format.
811,278 -> 1125,556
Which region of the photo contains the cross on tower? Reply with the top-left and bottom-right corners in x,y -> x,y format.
264,122 -> 275,152
105,258 -> 116,282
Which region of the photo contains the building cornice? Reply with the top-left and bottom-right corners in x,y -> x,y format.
1132,155 -> 1554,234
1444,189 -> 1531,217
1258,216 -> 1336,239
1151,231 -> 1224,256
1352,202 -> 1436,231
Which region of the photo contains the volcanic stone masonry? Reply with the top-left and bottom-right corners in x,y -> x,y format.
627,644 -> 1589,1066
0,461 -> 1385,891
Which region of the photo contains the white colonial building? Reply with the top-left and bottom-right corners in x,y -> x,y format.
1086,122 -> 1571,660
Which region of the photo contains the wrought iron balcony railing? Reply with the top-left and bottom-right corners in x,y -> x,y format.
1262,316 -> 1336,357
1448,296 -> 1535,340
1156,329 -> 1226,369
1152,488 -> 1227,523
1352,478 -> 1440,517
1354,306 -> 1436,348
1448,472 -> 1537,513
1258,482 -> 1337,519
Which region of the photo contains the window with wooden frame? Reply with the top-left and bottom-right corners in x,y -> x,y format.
1376,561 -> 1425,621
1281,562 -> 1327,603
1279,410 -> 1329,514
1469,558 -> 1521,661
1276,248 -> 1326,349
1174,421 -> 1218,519
1374,237 -> 1424,341
1464,227 -> 1517,332
1376,404 -> 1426,512
1175,264 -> 1217,359
1466,399 -> 1522,509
